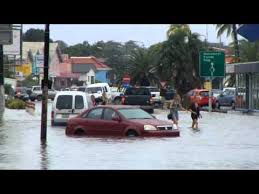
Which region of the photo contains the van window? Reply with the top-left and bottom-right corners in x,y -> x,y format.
104,86 -> 108,92
86,87 -> 102,94
75,95 -> 84,109
56,95 -> 72,109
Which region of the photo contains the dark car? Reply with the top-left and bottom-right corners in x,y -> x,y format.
216,90 -> 236,109
121,87 -> 154,113
15,87 -> 29,101
66,105 -> 180,137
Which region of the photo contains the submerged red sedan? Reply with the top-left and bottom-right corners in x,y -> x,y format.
66,105 -> 179,137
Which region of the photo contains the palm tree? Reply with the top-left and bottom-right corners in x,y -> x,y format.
128,48 -> 160,86
167,24 -> 190,39
216,24 -> 241,62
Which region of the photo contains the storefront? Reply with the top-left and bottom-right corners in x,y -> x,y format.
235,62 -> 259,111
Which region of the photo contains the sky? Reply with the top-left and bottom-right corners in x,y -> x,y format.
23,24 -> 240,47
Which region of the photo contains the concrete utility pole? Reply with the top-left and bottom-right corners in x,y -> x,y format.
40,24 -> 49,141
0,44 -> 4,120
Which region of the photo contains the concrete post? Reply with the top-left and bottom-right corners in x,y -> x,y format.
0,44 -> 4,120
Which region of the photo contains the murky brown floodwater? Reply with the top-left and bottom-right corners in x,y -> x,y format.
0,101 -> 259,169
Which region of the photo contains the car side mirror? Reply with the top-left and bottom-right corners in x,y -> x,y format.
112,116 -> 121,122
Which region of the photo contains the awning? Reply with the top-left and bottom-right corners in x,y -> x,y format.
237,24 -> 259,42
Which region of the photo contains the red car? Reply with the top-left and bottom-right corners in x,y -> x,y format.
66,105 -> 180,137
188,89 -> 216,109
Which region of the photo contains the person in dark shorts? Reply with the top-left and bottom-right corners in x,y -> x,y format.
188,101 -> 201,129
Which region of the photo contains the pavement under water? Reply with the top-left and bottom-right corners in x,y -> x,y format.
0,101 -> 259,169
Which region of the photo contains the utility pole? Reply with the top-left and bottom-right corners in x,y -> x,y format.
0,44 -> 4,120
40,24 -> 49,141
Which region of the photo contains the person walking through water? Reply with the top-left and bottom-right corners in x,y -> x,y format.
102,91 -> 108,105
188,99 -> 201,129
169,90 -> 185,129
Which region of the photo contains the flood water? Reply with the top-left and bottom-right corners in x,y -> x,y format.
0,101 -> 259,169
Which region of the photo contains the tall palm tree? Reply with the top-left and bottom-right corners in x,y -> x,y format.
216,24 -> 241,62
167,24 -> 190,39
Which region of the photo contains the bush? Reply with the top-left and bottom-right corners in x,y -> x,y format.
6,99 -> 26,109
4,84 -> 14,96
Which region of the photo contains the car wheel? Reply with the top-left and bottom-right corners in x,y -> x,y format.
126,130 -> 138,137
74,128 -> 85,136
114,97 -> 121,105
37,95 -> 42,101
231,102 -> 235,110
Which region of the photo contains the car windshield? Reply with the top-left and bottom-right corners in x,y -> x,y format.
148,88 -> 159,92
118,108 -> 153,119
86,87 -> 102,94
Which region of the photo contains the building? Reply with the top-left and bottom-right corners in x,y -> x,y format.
22,42 -> 63,80
231,24 -> 259,111
70,56 -> 112,84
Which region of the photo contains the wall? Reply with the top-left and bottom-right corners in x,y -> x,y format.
78,69 -> 95,85
96,70 -> 109,83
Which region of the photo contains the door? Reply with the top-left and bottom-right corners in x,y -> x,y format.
74,95 -> 85,116
81,107 -> 104,135
55,95 -> 73,120
100,108 -> 125,136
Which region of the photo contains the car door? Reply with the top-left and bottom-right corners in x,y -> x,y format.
81,107 -> 104,135
100,108 -> 126,136
73,95 -> 85,116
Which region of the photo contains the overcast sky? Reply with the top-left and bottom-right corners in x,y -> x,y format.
23,24 -> 240,47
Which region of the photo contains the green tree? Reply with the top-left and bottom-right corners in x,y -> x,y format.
167,24 -> 190,38
23,28 -> 53,42
216,24 -> 241,61
55,40 -> 68,52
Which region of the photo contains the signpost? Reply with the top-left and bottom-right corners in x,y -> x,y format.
199,51 -> 225,112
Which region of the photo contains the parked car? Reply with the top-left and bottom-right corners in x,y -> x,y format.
188,89 -> 217,109
51,91 -> 93,126
30,86 -> 57,101
77,86 -> 87,92
121,87 -> 154,113
145,86 -> 162,107
216,89 -> 236,109
14,87 -> 30,101
86,83 -> 112,103
212,89 -> 222,98
66,105 -> 180,137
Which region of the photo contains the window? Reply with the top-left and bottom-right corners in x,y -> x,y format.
88,76 -> 90,82
75,95 -> 84,109
125,88 -> 150,95
118,108 -> 153,119
200,91 -> 209,97
56,95 -> 72,109
78,87 -> 86,92
86,87 -> 102,94
86,108 -> 103,119
103,108 -> 118,120
148,87 -> 159,92
91,76 -> 95,84
104,86 -> 108,92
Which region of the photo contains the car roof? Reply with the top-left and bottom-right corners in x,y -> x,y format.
55,91 -> 88,96
94,105 -> 141,110
87,83 -> 109,87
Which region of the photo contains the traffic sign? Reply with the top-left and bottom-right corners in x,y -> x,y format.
0,24 -> 13,45
199,51 -> 225,77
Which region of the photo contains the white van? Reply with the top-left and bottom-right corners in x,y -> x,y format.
51,91 -> 93,126
86,83 -> 112,101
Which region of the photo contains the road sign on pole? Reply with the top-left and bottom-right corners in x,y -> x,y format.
199,51 -> 225,77
199,51 -> 225,112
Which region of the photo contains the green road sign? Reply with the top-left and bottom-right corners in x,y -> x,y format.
199,51 -> 225,77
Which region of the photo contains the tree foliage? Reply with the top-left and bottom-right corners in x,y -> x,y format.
23,28 -> 53,42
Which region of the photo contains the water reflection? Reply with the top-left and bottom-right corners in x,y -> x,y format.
40,142 -> 49,170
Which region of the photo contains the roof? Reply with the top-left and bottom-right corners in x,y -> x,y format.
96,105 -> 141,109
70,56 -> 112,70
55,91 -> 89,96
87,83 -> 109,87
